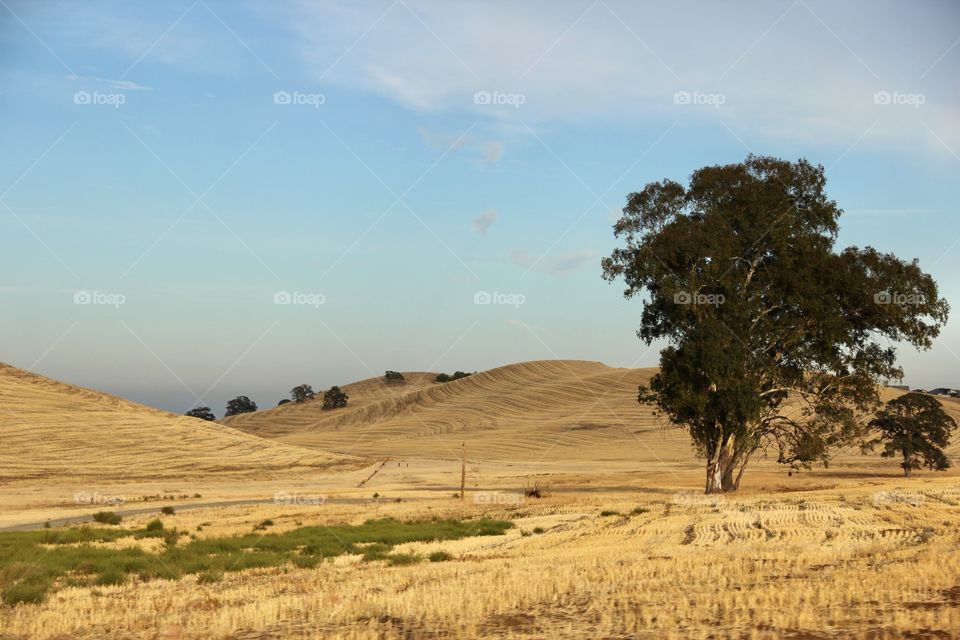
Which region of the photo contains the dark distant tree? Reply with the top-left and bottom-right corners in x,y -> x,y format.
278,398 -> 291,406
385,371 -> 405,382
435,371 -> 472,383
225,395 -> 258,417
185,406 -> 216,421
322,386 -> 349,410
864,392 -> 957,476
602,155 -> 948,493
290,384 -> 315,403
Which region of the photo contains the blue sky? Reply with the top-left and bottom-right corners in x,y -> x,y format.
1,0 -> 958,413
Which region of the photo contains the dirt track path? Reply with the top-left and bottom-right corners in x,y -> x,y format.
0,497 -> 376,532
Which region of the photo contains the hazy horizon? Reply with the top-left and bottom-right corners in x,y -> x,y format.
2,0 -> 958,414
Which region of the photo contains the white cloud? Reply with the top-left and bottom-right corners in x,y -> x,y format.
471,209 -> 498,235
280,1 -> 960,153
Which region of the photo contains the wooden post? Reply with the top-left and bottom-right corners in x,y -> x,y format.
460,441 -> 466,501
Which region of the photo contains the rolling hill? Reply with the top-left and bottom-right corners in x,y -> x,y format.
224,360 -> 960,473
224,360 -> 691,467
0,363 -> 352,482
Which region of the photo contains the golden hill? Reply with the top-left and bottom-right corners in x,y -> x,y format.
224,360 -> 693,468
0,363 -> 350,482
224,360 -> 960,475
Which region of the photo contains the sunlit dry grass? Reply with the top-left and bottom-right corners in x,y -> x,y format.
3,479 -> 959,639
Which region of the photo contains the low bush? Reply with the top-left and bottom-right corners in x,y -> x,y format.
92,511 -> 122,525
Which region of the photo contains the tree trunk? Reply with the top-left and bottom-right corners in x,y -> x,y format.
706,433 -> 742,493
706,455 -> 725,493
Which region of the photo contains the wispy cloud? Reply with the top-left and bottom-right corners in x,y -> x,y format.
67,75 -> 154,91
471,209 -> 498,235
481,140 -> 504,163
511,248 -> 598,275
282,1 -> 960,153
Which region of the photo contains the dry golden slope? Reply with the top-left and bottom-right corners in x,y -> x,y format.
224,360 -> 692,466
224,360 -> 960,474
0,363 -> 350,482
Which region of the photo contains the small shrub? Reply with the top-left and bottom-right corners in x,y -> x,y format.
197,571 -> 223,584
145,518 -> 164,532
95,568 -> 125,586
43,521 -> 51,529
162,530 -> 180,547
522,480 -> 542,498
386,553 -> 421,566
532,526 -> 545,534
92,511 -> 122,525
160,506 -> 175,515
3,581 -> 48,605
630,506 -> 650,515
428,551 -> 452,562
253,519 -> 274,531
292,556 -> 321,569
600,510 -> 620,517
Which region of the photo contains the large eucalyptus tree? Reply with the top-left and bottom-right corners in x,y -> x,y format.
603,155 -> 948,493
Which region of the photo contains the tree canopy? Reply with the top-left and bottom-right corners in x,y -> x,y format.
865,392 -> 957,476
290,384 -> 315,403
185,406 -> 216,421
602,155 -> 948,493
224,395 -> 258,417
322,386 -> 349,410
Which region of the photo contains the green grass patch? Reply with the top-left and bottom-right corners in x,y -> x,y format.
0,517 -> 512,605
428,551 -> 452,562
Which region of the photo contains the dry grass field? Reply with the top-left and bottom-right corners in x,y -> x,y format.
2,360 -> 959,639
